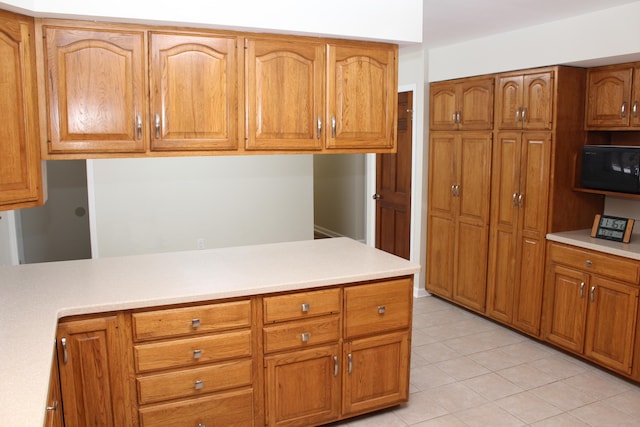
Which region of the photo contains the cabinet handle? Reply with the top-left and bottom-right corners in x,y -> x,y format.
580,282 -> 585,298
193,349 -> 202,359
194,380 -> 204,390
136,115 -> 142,140
457,111 -> 462,124
621,101 -> 627,118
377,305 -> 386,314
590,286 -> 596,303
515,107 -> 521,123
521,107 -> 527,123
317,116 -> 322,139
452,112 -> 457,123
633,101 -> 639,118
585,260 -> 592,267
333,355 -> 339,377
46,401 -> 59,412
301,332 -> 310,343
61,337 -> 68,364
301,303 -> 310,313
155,114 -> 161,139
331,115 -> 336,138
347,353 -> 353,374
517,194 -> 523,208
191,318 -> 201,329
197,424 -> 206,427
512,192 -> 518,207
451,184 -> 457,197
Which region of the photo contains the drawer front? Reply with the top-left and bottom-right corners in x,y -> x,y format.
344,278 -> 412,339
132,299 -> 251,341
139,388 -> 254,427
134,330 -> 252,373
137,359 -> 253,405
263,288 -> 340,323
549,243 -> 640,284
263,315 -> 340,354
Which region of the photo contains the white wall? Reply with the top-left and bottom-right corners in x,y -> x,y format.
0,212 -> 15,265
90,155 -> 314,257
429,2 -> 640,82
0,0 -> 422,43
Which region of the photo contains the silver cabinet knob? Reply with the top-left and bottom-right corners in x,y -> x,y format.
301,303 -> 310,313
194,380 -> 204,390
301,332 -> 310,342
191,318 -> 201,329
585,260 -> 592,267
378,305 -> 386,314
193,349 -> 202,359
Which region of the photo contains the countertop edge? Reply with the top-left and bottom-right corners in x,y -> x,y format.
546,229 -> 640,261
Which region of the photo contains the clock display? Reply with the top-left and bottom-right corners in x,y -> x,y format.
591,214 -> 634,243
600,217 -> 627,231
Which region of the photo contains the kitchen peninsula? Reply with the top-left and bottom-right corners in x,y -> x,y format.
0,237 -> 419,426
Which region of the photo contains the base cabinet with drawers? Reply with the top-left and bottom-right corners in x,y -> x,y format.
52,276 -> 413,427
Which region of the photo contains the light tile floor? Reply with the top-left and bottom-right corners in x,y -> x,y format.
330,295 -> 640,426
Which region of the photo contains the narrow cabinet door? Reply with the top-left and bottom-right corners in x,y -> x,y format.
495,75 -> 523,129
326,43 -> 397,150
245,37 -> 324,151
522,72 -> 553,130
429,82 -> 458,130
150,33 -> 239,151
585,67 -> 633,128
43,26 -> 146,153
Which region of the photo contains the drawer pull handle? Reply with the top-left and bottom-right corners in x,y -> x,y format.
193,349 -> 202,359
590,286 -> 596,303
580,282 -> 585,298
191,318 -> 201,329
348,353 -> 353,374
194,380 -> 204,390
585,260 -> 592,267
301,332 -> 310,342
378,305 -> 386,315
197,424 -> 206,427
301,303 -> 310,313
333,355 -> 339,377
61,337 -> 68,364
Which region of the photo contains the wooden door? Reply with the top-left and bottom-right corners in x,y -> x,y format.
375,91 -> 412,260
495,75 -> 523,129
522,72 -> 553,130
426,132 -> 456,298
150,32 -> 239,151
326,43 -> 396,150
0,10 -> 42,210
543,264 -> 588,353
43,26 -> 146,154
264,344 -> 340,427
429,81 -> 458,130
585,67 -> 633,128
632,67 -> 640,127
457,77 -> 494,130
584,276 -> 639,374
245,37 -> 324,151
342,331 -> 409,417
452,132 -> 492,312
56,315 -> 134,427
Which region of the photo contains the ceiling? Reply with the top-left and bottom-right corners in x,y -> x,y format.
423,0 -> 640,47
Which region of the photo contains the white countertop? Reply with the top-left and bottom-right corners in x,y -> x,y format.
0,237 -> 419,427
547,229 -> 640,261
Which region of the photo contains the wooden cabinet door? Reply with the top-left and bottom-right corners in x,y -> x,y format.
326,43 -> 396,150
342,332 -> 409,417
43,26 -> 146,154
56,315 -> 134,427
522,72 -> 553,130
429,81 -> 457,130
150,33 -> 239,151
452,132 -> 492,312
585,67 -> 633,128
245,38 -> 324,151
544,264 -> 589,353
45,349 -> 64,427
264,344 -> 340,427
457,77 -> 494,130
495,75 -> 523,129
584,276 -> 639,374
632,67 -> 640,127
0,10 -> 42,210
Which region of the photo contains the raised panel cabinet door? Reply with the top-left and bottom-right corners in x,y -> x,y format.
584,276 -> 639,374
429,81 -> 458,130
326,43 -> 397,150
0,11 -> 42,210
456,132 -> 492,225
150,33 -> 239,151
264,344 -> 340,427
632,66 -> 640,127
543,264 -> 589,353
43,26 -> 146,153
245,37 -> 324,151
522,72 -> 553,130
457,77 -> 494,130
585,67 -> 633,128
342,331 -> 409,417
495,74 -> 523,129
426,214 -> 455,298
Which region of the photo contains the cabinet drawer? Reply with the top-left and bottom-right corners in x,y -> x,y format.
137,359 -> 253,405
134,330 -> 252,373
344,278 -> 412,338
132,299 -> 251,341
263,315 -> 340,354
549,243 -> 640,284
263,288 -> 340,323
139,388 -> 254,427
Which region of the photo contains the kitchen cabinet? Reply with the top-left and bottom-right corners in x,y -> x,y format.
486,132 -> 551,335
0,9 -> 43,211
495,70 -> 553,130
426,131 -> 492,312
429,76 -> 494,130
45,349 -> 64,427
149,32 -> 239,151
543,242 -> 640,376
585,63 -> 640,129
56,313 -> 136,427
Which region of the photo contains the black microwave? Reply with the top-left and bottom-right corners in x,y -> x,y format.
581,145 -> 640,194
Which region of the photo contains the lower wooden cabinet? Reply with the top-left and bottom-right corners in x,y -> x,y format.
543,242 -> 640,377
44,349 -> 64,427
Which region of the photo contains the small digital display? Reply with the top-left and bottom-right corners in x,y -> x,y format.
591,214 -> 634,243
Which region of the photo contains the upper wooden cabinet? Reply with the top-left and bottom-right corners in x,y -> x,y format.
42,25 -> 147,154
150,32 -> 239,151
495,70 -> 553,130
585,63 -> 640,129
0,10 -> 43,211
429,76 -> 494,131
